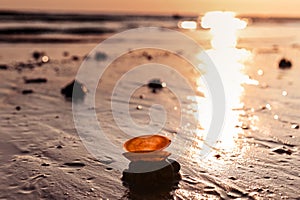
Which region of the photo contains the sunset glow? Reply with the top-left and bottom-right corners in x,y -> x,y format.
2,0 -> 300,16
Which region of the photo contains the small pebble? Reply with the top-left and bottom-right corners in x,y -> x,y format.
0,64 -> 8,70
142,52 -> 153,60
32,51 -> 42,60
15,106 -> 21,111
257,69 -> 264,76
139,94 -> 145,99
147,78 -> 166,93
63,51 -> 69,57
271,146 -> 292,155
136,105 -> 142,110
94,52 -> 107,61
56,145 -> 63,149
214,154 -> 221,159
41,56 -> 49,63
24,78 -> 47,84
291,124 -> 299,129
22,89 -> 34,95
146,55 -> 152,60
282,91 -> 288,96
241,124 -> 249,130
63,162 -> 85,167
41,163 -> 50,166
71,55 -> 79,61
228,176 -> 237,180
61,79 -> 88,100
279,58 -> 292,69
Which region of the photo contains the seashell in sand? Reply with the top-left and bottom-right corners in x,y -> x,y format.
124,134 -> 171,153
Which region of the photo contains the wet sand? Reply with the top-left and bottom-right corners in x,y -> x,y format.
0,34 -> 300,200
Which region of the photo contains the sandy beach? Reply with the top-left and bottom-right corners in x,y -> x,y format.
0,11 -> 300,199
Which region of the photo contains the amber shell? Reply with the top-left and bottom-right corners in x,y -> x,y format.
123,134 -> 171,153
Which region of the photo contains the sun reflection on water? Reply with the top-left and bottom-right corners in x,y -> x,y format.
201,11 -> 247,49
178,20 -> 198,30
192,11 -> 258,160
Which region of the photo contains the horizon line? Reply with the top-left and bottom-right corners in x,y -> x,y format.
1,9 -> 300,19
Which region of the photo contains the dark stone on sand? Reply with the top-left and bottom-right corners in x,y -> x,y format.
15,106 -> 21,111
279,58 -> 292,69
241,124 -> 249,130
61,79 -> 88,100
291,123 -> 299,129
94,51 -> 107,61
63,51 -> 69,57
271,146 -> 292,155
71,55 -> 79,61
56,145 -> 63,149
122,159 -> 181,194
20,149 -> 30,153
142,52 -> 153,60
24,78 -> 47,84
63,162 -> 85,167
0,64 -> 8,70
22,89 -> 33,95
147,78 -> 166,93
146,55 -> 152,60
41,163 -> 50,166
32,51 -> 42,60
229,176 -> 237,180
214,154 -> 221,159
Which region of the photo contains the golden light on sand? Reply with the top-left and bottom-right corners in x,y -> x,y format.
178,20 -> 198,30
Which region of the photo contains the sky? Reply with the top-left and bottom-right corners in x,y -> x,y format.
1,0 -> 300,17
